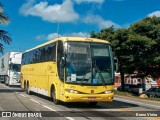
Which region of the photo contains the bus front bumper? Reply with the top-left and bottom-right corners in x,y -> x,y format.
63,93 -> 114,102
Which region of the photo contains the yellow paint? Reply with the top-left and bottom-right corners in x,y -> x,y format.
21,37 -> 114,103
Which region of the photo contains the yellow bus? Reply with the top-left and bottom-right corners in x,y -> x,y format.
21,37 -> 115,105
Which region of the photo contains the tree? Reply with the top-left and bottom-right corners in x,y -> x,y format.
90,26 -> 114,42
90,16 -> 160,91
0,3 -> 12,54
90,27 -> 129,91
128,16 -> 160,77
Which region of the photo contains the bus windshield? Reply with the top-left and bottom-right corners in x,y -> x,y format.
65,42 -> 114,85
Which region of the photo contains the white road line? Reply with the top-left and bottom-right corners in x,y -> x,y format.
114,98 -> 160,108
42,105 -> 75,120
19,94 -> 26,97
66,117 -> 76,120
42,105 -> 57,111
30,99 -> 40,104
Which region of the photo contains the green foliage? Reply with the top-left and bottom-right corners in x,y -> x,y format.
0,3 -> 9,25
0,3 -> 11,53
90,16 -> 160,90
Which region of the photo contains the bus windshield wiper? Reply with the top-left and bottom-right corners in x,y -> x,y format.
95,66 -> 105,85
97,69 -> 106,85
81,69 -> 91,85
94,60 -> 105,85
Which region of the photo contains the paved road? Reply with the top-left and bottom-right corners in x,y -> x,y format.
0,83 -> 159,120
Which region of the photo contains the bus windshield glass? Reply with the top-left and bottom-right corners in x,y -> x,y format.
65,42 -> 114,85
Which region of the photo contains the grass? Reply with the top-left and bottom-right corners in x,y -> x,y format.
114,90 -> 133,97
114,90 -> 160,101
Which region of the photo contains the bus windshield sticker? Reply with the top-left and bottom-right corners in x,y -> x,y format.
93,48 -> 109,57
71,74 -> 76,81
93,79 -> 98,84
69,46 -> 87,54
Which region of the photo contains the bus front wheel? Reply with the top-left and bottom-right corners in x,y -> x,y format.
51,88 -> 59,104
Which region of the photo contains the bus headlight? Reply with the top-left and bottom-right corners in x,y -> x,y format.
104,90 -> 114,94
65,89 -> 80,94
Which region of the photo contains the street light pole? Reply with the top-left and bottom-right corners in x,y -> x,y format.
54,20 -> 59,38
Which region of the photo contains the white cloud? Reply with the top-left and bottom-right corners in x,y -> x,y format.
20,0 -> 79,23
35,33 -> 60,41
74,0 -> 104,4
68,32 -> 89,37
35,32 -> 89,41
148,11 -> 160,17
35,35 -> 46,41
83,14 -> 121,29
47,33 -> 60,40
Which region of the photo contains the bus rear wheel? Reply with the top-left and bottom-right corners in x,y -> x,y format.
51,88 -> 59,104
24,83 -> 27,93
26,82 -> 31,95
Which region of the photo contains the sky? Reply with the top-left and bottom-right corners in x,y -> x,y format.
1,0 -> 160,55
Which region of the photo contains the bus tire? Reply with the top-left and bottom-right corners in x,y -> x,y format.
51,87 -> 59,104
26,82 -> 31,95
89,102 -> 98,106
24,82 -> 27,93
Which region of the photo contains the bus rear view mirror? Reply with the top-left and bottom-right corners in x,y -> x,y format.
114,58 -> 119,72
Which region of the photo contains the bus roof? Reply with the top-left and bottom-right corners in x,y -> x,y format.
25,37 -> 110,53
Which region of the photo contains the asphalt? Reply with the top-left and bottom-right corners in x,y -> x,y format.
0,83 -> 159,120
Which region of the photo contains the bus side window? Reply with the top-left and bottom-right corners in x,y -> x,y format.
57,40 -> 64,82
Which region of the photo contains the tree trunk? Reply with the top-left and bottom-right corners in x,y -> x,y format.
120,66 -> 125,91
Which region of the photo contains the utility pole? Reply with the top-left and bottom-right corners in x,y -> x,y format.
54,20 -> 59,38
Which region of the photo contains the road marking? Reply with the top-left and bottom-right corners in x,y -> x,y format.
66,117 -> 75,120
30,99 -> 40,104
42,105 -> 57,111
19,94 -> 26,97
114,97 -> 160,108
42,105 -> 75,120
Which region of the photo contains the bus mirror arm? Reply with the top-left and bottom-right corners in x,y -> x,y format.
114,63 -> 119,72
114,58 -> 119,72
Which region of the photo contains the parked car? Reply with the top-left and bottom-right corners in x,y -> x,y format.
142,88 -> 160,98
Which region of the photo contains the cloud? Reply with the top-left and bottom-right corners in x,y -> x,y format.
35,32 -> 89,41
35,33 -> 60,41
47,33 -> 60,40
20,0 -> 79,23
74,0 -> 104,4
83,14 -> 121,29
68,32 -> 89,37
35,35 -> 46,41
148,11 -> 160,17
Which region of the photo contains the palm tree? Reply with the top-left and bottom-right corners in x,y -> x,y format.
0,3 -> 12,54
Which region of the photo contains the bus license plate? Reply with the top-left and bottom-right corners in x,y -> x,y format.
88,97 -> 96,101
